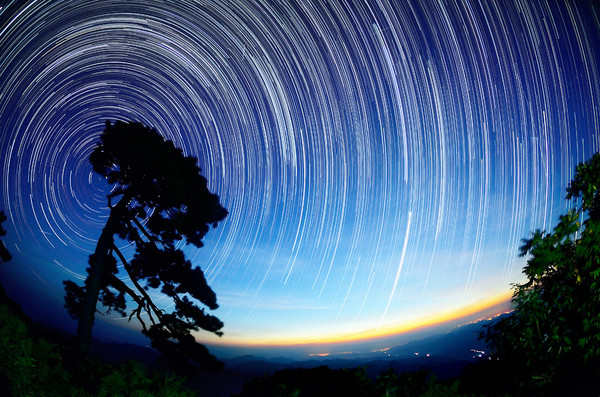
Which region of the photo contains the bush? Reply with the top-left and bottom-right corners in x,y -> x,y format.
0,301 -> 195,396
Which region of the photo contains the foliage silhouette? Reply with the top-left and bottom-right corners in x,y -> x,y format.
0,300 -> 196,396
0,210 -> 11,263
235,366 -> 372,397
63,121 -> 227,369
0,304 -> 73,396
234,366 -> 477,397
484,152 -> 600,395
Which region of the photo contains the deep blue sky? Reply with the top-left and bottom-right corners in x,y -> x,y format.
0,0 -> 599,348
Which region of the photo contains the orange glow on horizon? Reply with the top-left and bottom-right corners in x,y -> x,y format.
201,290 -> 513,347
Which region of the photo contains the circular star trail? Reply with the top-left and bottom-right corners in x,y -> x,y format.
1,0 -> 599,343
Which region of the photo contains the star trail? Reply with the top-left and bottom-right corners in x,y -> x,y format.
0,0 -> 599,345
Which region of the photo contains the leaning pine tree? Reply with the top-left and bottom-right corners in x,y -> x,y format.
64,121 -> 228,368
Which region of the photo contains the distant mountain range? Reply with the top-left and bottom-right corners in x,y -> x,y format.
210,315 -> 509,395
386,320 -> 493,360
225,314 -> 504,364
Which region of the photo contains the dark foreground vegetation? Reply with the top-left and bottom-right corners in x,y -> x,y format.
0,286 -> 197,396
233,356 -> 598,397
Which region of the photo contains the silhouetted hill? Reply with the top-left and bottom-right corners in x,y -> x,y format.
88,341 -> 159,365
387,320 -> 497,360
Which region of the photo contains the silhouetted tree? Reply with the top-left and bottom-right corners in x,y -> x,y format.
64,121 -> 228,368
485,153 -> 600,395
0,211 -> 11,263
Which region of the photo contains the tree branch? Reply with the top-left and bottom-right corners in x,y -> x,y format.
108,274 -> 143,306
107,273 -> 151,330
128,305 -> 147,332
132,217 -> 152,240
131,216 -> 166,248
112,243 -> 164,323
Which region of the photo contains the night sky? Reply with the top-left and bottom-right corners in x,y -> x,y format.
0,0 -> 599,348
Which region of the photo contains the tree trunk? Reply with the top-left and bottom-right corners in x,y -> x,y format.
77,198 -> 125,355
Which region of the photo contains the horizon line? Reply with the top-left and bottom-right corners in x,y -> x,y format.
200,290 -> 513,347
